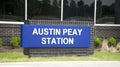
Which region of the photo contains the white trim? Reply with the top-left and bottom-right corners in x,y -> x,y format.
95,24 -> 120,26
0,21 -> 24,24
94,0 -> 120,26
94,0 -> 97,25
61,0 -> 63,21
0,0 -> 26,24
25,0 -> 27,20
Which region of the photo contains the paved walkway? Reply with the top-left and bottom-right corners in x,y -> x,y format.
0,61 -> 120,67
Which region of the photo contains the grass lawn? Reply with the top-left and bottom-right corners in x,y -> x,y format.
0,51 -> 120,62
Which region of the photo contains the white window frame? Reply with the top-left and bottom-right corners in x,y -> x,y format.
0,0 -> 25,24
0,21 -> 24,24
61,0 -> 64,21
26,0 -> 63,21
94,0 -> 97,25
94,0 -> 120,26
25,0 -> 27,20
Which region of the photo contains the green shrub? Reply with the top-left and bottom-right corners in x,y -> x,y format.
0,38 -> 2,47
10,36 -> 20,48
94,36 -> 102,48
107,37 -> 116,47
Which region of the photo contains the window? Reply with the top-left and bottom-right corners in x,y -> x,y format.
28,0 -> 61,20
0,0 -> 25,21
63,0 -> 94,21
96,0 -> 120,24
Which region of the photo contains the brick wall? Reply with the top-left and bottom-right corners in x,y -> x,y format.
0,24 -> 20,46
24,20 -> 94,57
95,26 -> 120,41
0,20 -> 94,57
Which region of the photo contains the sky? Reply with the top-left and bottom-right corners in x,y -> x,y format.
101,0 -> 115,6
72,0 -> 94,6
38,0 -> 115,6
69,0 -> 115,6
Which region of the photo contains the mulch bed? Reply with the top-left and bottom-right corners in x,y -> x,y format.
0,46 -> 23,52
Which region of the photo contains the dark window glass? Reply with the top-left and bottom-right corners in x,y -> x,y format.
63,0 -> 94,21
96,0 -> 120,24
0,0 -> 25,21
28,0 -> 61,20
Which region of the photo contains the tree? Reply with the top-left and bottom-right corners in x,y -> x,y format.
63,0 -> 69,19
13,0 -> 25,17
97,0 -> 102,18
0,0 -> 25,20
59,0 -> 61,7
77,0 -> 84,17
77,0 -> 84,7
84,5 -> 90,17
70,0 -> 77,17
28,0 -> 42,18
90,2 -> 95,18
0,0 -> 7,15
64,0 -> 69,7
115,0 -> 120,24
52,0 -> 60,18
41,0 -> 51,15
53,0 -> 58,7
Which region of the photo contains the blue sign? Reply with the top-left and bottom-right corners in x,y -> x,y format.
21,24 -> 91,48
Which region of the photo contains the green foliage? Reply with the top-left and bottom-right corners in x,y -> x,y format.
94,36 -> 102,48
0,52 -> 27,60
10,36 -> 20,48
0,38 -> 2,47
0,51 -> 120,62
107,37 -> 117,47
